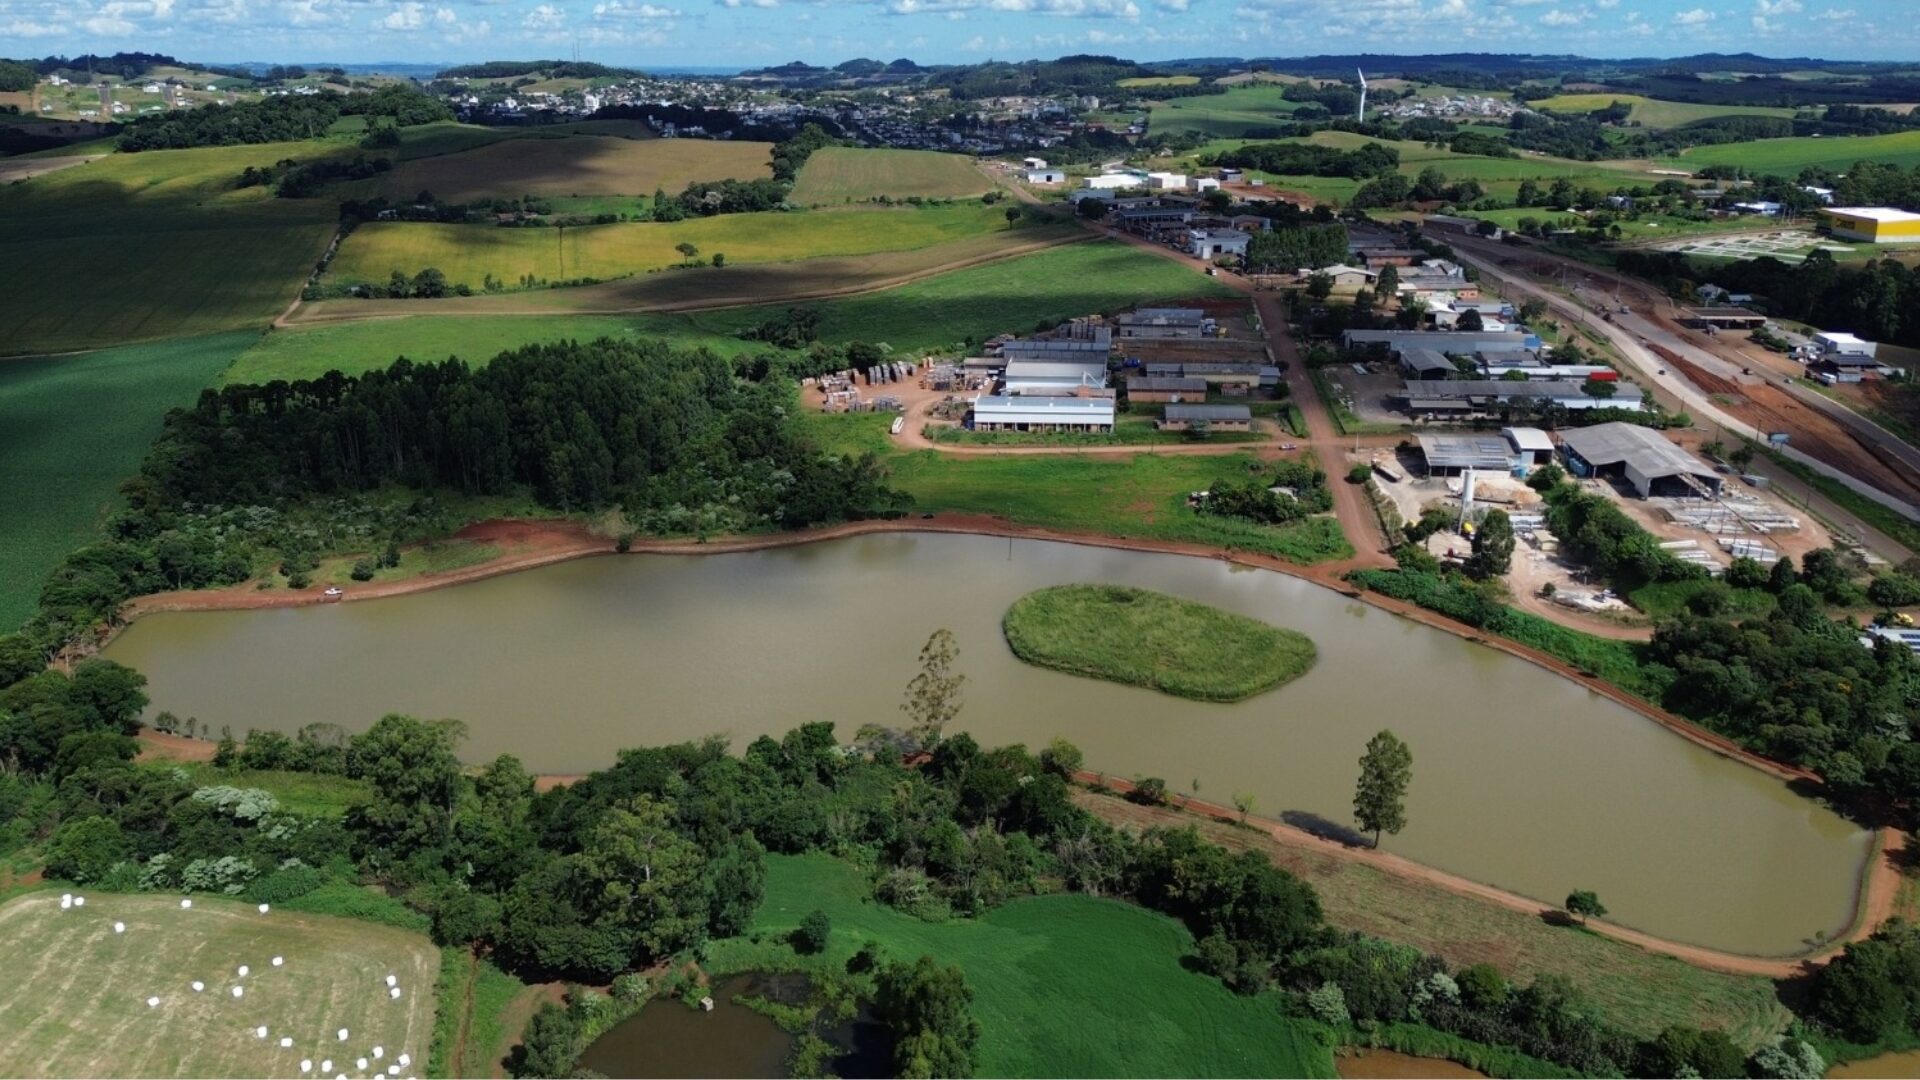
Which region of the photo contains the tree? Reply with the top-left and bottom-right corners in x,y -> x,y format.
1582,376 -> 1617,400
1467,508 -> 1515,579
1564,889 -> 1606,925
1374,263 -> 1399,301
508,1001 -> 582,1079
675,241 -> 700,264
1728,443 -> 1755,471
901,629 -> 965,749
1305,272 -> 1334,300
1456,308 -> 1485,332
1004,207 -> 1021,230
1353,730 -> 1412,847
1637,1025 -> 1745,1079
346,714 -> 465,862
795,909 -> 832,954
1518,299 -> 1547,324
876,957 -> 981,1079
43,816 -> 127,884
711,252 -> 726,268
1232,791 -> 1257,826
572,795 -> 712,961
1038,737 -> 1082,778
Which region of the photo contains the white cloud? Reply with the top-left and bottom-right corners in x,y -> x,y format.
1538,6 -> 1583,24
591,0 -> 678,16
6,15 -> 68,33
718,0 -> 780,8
522,1 -> 563,24
379,2 -> 422,27
1157,0 -> 1188,10
1671,5 -> 1712,21
883,0 -> 1140,17
1755,0 -> 1799,12
1814,5 -> 1852,17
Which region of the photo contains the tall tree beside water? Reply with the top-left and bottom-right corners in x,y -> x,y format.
1353,729 -> 1412,848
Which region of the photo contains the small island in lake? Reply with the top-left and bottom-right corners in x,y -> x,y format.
1001,584 -> 1317,702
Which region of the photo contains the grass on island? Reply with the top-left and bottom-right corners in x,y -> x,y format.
789,147 -> 992,204
1003,584 -> 1317,701
0,332 -> 259,630
1529,94 -> 1796,129
326,202 -> 1010,289
228,239 -> 1233,383
1665,129 -> 1920,175
0,141 -> 345,354
380,132 -> 773,203
0,891 -> 439,1079
1073,790 -> 1794,1047
706,852 -> 1336,1078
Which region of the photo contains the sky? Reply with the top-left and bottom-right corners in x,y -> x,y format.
4,0 -> 1917,68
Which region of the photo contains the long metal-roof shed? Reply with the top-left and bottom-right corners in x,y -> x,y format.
1417,433 -> 1518,472
1559,422 -> 1721,498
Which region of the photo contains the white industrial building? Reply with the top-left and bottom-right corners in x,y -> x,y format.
1145,171 -> 1188,190
1414,427 -> 1554,477
1001,360 -> 1109,395
1188,229 -> 1250,260
971,395 -> 1115,433
1081,172 -> 1147,190
1024,168 -> 1066,184
1559,423 -> 1722,498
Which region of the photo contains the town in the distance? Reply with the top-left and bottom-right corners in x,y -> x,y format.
6,36 -> 1920,1080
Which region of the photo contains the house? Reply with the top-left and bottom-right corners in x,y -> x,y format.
1352,246 -> 1422,267
1695,285 -> 1755,305
1733,201 -> 1783,217
971,395 -> 1115,433
1863,625 -> 1920,655
1002,360 -> 1109,395
1159,404 -> 1252,432
1022,156 -> 1048,169
1559,423 -> 1722,498
1116,308 -> 1210,339
1113,206 -> 1196,230
1229,214 -> 1271,233
1218,168 -> 1244,182
1313,264 -> 1375,289
1803,186 -> 1836,205
1188,229 -> 1250,260
1126,376 -> 1209,403
1825,207 -> 1920,245
1025,168 -> 1066,184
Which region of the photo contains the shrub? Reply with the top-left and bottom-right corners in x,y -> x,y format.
1347,464 -> 1373,484
350,558 -> 376,581
1129,777 -> 1168,805
43,817 -> 127,884
1306,982 -> 1351,1025
795,909 -> 832,954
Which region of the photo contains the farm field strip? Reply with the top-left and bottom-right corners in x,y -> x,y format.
1665,129 -> 1920,174
1531,93 -> 1796,128
325,202 -> 1014,288
0,892 -> 437,1080
381,133 -> 773,203
789,146 -> 992,203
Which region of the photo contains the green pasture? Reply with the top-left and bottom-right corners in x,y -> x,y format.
0,891 -> 439,1080
708,852 -> 1336,1078
0,141 -> 346,354
1665,130 -> 1920,175
1003,584 -> 1318,701
230,239 -> 1234,383
1531,93 -> 1796,129
325,202 -> 1007,288
1456,206 -> 1777,242
789,147 -> 991,204
1148,84 -> 1310,139
0,332 -> 258,630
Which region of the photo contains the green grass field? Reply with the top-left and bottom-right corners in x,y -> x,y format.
1148,84 -> 1310,139
326,203 -> 1008,289
1531,94 -> 1796,129
230,239 -> 1234,383
0,142 -> 344,354
381,132 -> 772,203
789,147 -> 991,204
1457,205 -> 1773,242
1117,75 -> 1201,88
709,852 -> 1336,1078
1002,584 -> 1317,701
0,332 -> 258,630
0,891 -> 439,1079
1665,129 -> 1920,175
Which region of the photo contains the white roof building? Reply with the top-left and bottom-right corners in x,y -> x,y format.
1815,331 -> 1876,358
1002,360 -> 1108,395
972,395 -> 1115,430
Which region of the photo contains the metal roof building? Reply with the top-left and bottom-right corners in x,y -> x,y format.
1401,347 -> 1456,380
1396,380 -> 1645,413
1417,433 -> 1519,473
1160,404 -> 1252,431
1559,422 -> 1722,498
1003,360 -> 1108,395
1343,329 -> 1538,355
971,395 -> 1115,432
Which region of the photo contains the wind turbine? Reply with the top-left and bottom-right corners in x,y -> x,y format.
1356,68 -> 1368,123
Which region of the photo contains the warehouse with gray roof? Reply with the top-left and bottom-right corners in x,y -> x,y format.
1558,422 -> 1722,498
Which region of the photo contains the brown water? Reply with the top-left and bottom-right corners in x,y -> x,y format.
104,532 -> 1871,956
1827,1049 -> 1920,1078
577,975 -> 793,1079
1335,1049 -> 1486,1079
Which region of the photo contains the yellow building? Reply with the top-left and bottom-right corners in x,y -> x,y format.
1825,207 -> 1920,244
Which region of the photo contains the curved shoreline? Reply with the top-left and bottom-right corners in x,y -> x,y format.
113,515 -> 1897,972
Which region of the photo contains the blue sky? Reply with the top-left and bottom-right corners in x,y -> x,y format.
3,0 -> 1915,67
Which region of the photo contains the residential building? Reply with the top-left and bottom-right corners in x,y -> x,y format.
1825,207 -> 1920,244
1559,423 -> 1721,498
971,395 -> 1115,432
1159,404 -> 1252,432
1314,264 -> 1376,289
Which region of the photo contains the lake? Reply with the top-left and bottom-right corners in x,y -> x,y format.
104,532 -> 1871,956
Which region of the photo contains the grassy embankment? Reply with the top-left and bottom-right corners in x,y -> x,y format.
789,146 -> 991,204
706,852 -> 1338,1078
0,332 -> 260,630
228,239 -> 1236,382
1530,94 -> 1796,128
429,950 -> 533,1079
0,891 -> 439,1078
0,141 -> 346,354
1665,129 -> 1920,175
1146,84 -> 1312,139
1003,584 -> 1317,701
326,202 -> 1014,289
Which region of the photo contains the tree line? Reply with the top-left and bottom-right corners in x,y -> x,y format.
1211,140 -> 1400,180
117,84 -> 452,151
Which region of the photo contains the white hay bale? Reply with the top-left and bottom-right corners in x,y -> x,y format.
237,965 -> 250,977
114,921 -> 126,934
372,1047 -> 383,1059
191,981 -> 205,992
180,898 -> 192,909
356,1058 -> 368,1070
388,987 -> 401,1000
272,956 -> 284,967
232,986 -> 245,999
384,974 -> 397,987
258,903 -> 270,914
255,1026 -> 268,1039
73,896 -> 85,907
397,1055 -> 410,1067
337,1028 -> 350,1042
320,1060 -> 332,1073
387,1067 -> 400,1076
60,896 -> 71,910
282,1037 -> 295,1048
146,996 -> 160,1008
300,1060 -> 312,1074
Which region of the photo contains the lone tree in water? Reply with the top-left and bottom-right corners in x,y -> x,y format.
1353,730 -> 1412,848
902,629 -> 965,749
1565,890 -> 1607,926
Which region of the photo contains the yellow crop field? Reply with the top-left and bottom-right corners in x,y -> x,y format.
382,134 -> 773,202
